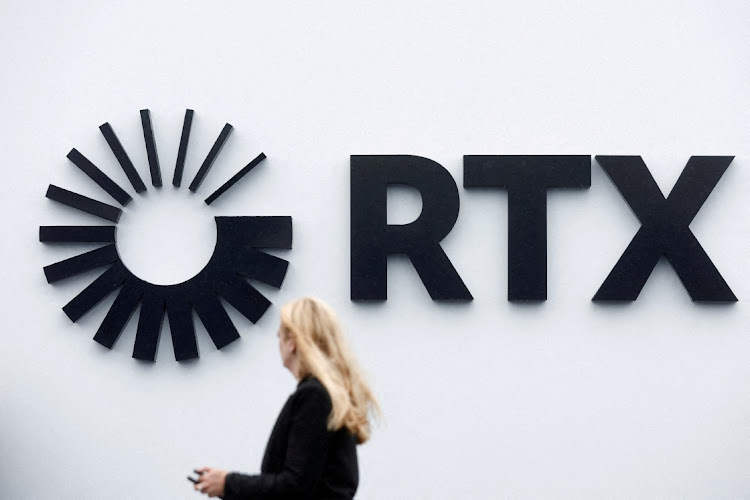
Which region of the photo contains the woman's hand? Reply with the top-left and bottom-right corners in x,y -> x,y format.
194,466 -> 228,498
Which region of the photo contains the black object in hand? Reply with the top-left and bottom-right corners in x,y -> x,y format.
188,469 -> 204,484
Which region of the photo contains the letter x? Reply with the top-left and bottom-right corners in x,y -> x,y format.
593,156 -> 736,302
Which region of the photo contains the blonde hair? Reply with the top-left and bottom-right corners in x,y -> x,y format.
280,297 -> 380,444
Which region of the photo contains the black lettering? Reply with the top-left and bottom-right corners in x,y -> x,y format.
350,155 -> 472,301
593,156 -> 736,301
463,155 -> 591,300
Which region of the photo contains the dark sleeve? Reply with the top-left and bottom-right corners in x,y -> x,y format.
223,382 -> 333,500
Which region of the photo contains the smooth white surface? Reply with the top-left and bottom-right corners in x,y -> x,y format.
115,189 -> 218,285
1,1 -> 748,498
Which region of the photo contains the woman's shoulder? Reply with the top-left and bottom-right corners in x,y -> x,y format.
297,376 -> 327,394
294,377 -> 332,408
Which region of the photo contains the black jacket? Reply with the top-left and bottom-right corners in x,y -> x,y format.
223,377 -> 359,499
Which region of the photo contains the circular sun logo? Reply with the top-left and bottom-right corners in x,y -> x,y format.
41,109 -> 292,362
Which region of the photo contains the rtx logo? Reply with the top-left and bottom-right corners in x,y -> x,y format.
41,109 -> 293,362
41,112 -> 735,364
350,155 -> 736,303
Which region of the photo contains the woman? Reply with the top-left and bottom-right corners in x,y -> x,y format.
194,297 -> 380,499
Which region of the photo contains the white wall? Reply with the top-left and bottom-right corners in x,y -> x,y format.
1,1 -> 748,498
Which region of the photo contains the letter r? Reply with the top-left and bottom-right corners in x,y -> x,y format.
350,155 -> 472,301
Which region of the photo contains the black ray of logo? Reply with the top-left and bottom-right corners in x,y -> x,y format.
40,109 -> 293,362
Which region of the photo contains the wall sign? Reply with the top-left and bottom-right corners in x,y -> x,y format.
41,109 -> 293,361
41,113 -> 736,362
350,155 -> 736,302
